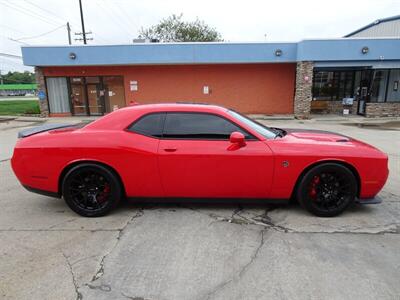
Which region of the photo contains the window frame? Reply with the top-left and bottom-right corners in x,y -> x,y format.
126,111 -> 258,141
126,112 -> 166,139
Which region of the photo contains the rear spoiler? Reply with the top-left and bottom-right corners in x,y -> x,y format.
18,123 -> 75,138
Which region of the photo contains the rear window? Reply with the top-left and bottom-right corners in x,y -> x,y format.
128,113 -> 165,138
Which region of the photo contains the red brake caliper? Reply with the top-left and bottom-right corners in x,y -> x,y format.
98,183 -> 110,203
309,175 -> 320,200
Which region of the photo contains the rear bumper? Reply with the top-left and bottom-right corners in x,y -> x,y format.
23,185 -> 60,198
356,196 -> 382,204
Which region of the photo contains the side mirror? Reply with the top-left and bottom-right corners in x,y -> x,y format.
229,131 -> 246,146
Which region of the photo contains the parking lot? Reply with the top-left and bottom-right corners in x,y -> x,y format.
0,116 -> 399,300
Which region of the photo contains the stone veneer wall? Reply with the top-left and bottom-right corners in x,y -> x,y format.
294,61 -> 313,119
327,100 -> 359,115
365,102 -> 400,117
34,66 -> 49,117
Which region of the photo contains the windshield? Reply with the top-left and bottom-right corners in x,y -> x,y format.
227,110 -> 277,139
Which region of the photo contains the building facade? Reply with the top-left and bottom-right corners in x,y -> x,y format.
22,38 -> 400,118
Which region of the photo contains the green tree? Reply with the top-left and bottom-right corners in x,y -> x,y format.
139,14 -> 223,42
2,71 -> 35,84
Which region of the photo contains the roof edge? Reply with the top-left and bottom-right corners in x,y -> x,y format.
344,14 -> 400,37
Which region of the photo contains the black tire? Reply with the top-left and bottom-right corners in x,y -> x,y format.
296,163 -> 357,217
62,163 -> 121,217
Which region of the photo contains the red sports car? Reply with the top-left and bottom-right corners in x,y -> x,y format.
11,103 -> 388,217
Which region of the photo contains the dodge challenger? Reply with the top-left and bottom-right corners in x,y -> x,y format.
11,103 -> 389,217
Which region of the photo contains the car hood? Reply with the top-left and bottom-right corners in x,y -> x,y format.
280,128 -> 386,155
283,129 -> 351,142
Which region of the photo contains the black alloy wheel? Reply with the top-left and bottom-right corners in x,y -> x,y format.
297,163 -> 357,217
62,163 -> 121,217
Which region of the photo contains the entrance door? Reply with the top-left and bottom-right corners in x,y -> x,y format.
70,77 -> 105,116
86,84 -> 104,115
357,70 -> 372,115
70,77 -> 87,115
86,77 -> 104,115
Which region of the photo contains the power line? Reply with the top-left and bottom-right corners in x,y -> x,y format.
14,24 -> 66,41
23,0 -> 79,25
0,24 -> 26,35
0,1 -> 62,27
95,0 -> 133,39
0,53 -> 22,59
0,34 -> 30,45
20,0 -> 83,38
104,0 -> 139,32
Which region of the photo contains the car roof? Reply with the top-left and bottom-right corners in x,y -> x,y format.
83,102 -> 230,131
122,102 -> 229,113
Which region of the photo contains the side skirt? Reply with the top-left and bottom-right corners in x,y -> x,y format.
126,197 -> 289,206
355,197 -> 382,204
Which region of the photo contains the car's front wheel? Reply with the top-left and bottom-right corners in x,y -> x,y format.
297,163 -> 357,217
62,163 -> 121,217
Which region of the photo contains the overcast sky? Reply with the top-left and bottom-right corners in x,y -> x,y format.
0,0 -> 399,72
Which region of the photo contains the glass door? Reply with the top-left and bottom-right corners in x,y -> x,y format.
356,70 -> 372,115
70,77 -> 105,116
70,77 -> 87,116
86,77 -> 104,115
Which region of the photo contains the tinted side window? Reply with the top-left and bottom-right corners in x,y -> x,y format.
163,113 -> 252,140
128,113 -> 165,138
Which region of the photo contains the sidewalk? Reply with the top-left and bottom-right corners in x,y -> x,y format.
1,113 -> 400,126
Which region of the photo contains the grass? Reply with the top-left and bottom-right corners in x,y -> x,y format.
0,100 -> 40,116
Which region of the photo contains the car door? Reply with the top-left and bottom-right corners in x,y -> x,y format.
158,112 -> 274,198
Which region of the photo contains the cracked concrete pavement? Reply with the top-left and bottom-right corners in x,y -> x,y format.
0,117 -> 399,300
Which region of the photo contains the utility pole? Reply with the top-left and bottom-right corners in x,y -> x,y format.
67,22 -> 72,45
78,0 -> 86,44
75,0 -> 93,44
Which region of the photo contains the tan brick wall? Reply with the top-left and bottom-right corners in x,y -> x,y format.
34,66 -> 49,117
294,61 -> 313,119
365,102 -> 400,117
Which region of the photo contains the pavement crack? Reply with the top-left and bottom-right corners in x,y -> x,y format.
48,218 -> 77,229
62,251 -> 83,300
203,226 -> 269,300
0,158 -> 10,163
238,227 -> 267,278
203,277 -> 234,300
121,292 -> 147,300
91,209 -> 144,282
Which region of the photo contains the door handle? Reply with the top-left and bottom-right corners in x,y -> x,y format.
163,148 -> 177,152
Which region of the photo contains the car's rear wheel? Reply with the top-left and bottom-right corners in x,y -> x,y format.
297,163 -> 357,217
62,163 -> 121,217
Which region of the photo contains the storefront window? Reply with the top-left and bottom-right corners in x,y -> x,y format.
312,71 -> 335,100
103,76 -> 126,112
46,77 -> 70,113
370,70 -> 389,103
313,68 -> 400,103
313,70 -> 354,101
387,69 -> 400,102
